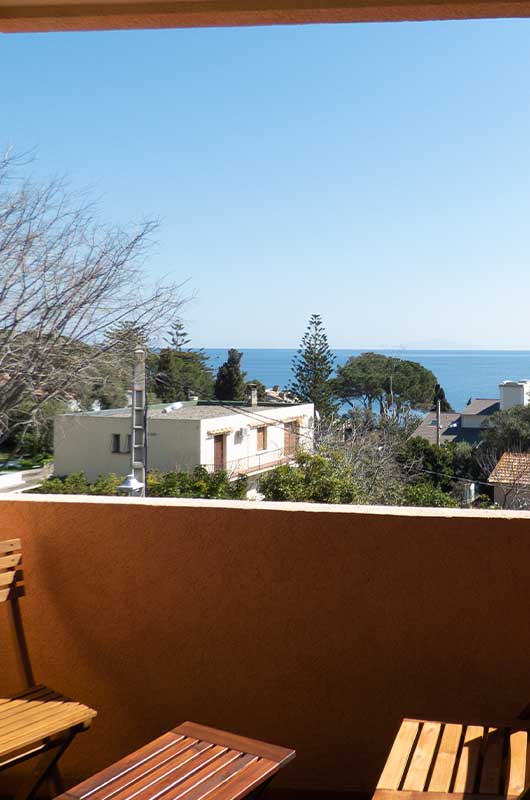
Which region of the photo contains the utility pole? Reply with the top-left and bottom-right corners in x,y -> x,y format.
436,399 -> 441,447
131,348 -> 147,495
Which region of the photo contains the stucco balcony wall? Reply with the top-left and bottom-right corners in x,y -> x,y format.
1,496 -> 530,793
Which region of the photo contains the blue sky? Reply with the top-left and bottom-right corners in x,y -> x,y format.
2,19 -> 530,348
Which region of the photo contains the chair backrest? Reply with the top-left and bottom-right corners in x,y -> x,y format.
0,538 -> 23,602
0,538 -> 35,688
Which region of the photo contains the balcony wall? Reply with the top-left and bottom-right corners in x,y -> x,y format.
2,496 -> 530,794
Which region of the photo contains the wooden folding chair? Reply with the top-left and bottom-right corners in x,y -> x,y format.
374,711 -> 530,800
54,721 -> 295,800
0,538 -> 97,800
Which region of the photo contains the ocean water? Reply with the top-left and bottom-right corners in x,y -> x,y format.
203,349 -> 530,413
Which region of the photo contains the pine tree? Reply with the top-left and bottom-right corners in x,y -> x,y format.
166,320 -> 191,351
432,384 -> 453,413
289,314 -> 337,418
214,349 -> 247,401
155,323 -> 214,401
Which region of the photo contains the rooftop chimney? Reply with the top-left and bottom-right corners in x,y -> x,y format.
248,383 -> 258,407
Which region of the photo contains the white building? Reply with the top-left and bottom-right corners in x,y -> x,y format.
54,397 -> 314,482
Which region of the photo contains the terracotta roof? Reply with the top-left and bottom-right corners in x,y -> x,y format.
488,452 -> 530,485
462,398 -> 499,416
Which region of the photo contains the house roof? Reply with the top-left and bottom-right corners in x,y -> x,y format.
411,412 -> 463,445
488,452 -> 530,486
60,401 -> 308,421
462,398 -> 500,416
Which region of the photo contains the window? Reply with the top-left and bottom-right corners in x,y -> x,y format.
111,433 -> 131,454
257,426 -> 267,451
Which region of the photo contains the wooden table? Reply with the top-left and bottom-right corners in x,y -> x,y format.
55,721 -> 295,800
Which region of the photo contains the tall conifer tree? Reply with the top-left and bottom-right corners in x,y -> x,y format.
214,349 -> 247,401
289,314 -> 337,418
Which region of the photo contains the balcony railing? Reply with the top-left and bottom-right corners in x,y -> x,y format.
176,447 -> 296,477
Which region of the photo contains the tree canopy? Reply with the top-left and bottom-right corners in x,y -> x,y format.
214,349 -> 247,401
154,323 -> 214,402
289,314 -> 337,419
333,352 -> 440,418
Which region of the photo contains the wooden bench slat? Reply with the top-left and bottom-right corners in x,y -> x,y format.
403,722 -> 442,791
507,730 -> 528,797
0,554 -> 21,570
0,699 -> 70,727
0,571 -> 15,588
0,539 -> 21,554
62,723 -> 294,800
428,724 -> 462,792
198,758 -> 279,800
170,753 -> 256,800
71,732 -> 186,797
451,725 -> 484,794
378,721 -> 421,790
174,722 -> 295,766
87,740 -> 214,800
105,745 -> 232,800
0,704 -> 96,757
479,728 -> 505,795
0,686 -> 61,705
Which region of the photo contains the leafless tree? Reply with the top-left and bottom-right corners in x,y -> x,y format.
0,151 -> 188,443
312,412 -> 411,505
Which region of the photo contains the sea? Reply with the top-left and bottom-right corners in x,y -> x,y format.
203,349 -> 530,413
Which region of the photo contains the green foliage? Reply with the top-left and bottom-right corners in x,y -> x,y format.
34,468 -> 247,500
289,314 -> 337,419
155,348 -> 214,402
214,349 -> 247,401
148,466 -> 247,499
333,352 -> 440,418
401,482 -> 459,508
260,451 -> 364,504
153,322 -> 214,402
481,406 -> 530,454
432,384 -> 453,413
398,437 -> 482,490
32,472 -> 123,495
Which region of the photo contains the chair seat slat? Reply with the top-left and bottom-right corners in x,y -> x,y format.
428,725 -> 462,792
507,730 -> 528,797
403,722 -> 442,791
378,721 -> 421,790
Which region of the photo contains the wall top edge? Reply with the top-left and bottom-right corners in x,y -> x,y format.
2,492 -> 530,520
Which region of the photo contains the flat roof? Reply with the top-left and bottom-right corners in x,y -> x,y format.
60,401 -> 308,421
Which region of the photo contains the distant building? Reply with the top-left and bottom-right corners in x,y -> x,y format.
412,379 -> 530,446
54,396 -> 314,482
488,452 -> 530,509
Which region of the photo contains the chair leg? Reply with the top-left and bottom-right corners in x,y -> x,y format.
14,733 -> 75,800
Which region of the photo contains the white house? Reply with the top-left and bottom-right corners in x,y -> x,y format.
54,396 -> 315,482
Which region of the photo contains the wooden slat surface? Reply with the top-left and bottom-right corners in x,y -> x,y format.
376,718 -> 530,800
0,553 -> 21,570
403,722 -> 441,791
0,694 -> 96,758
0,539 -> 21,554
57,721 -> 293,800
451,725 -> 484,794
507,730 -> 528,796
428,724 -> 462,792
377,720 -> 421,790
174,722 -> 295,766
479,728 -> 505,795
